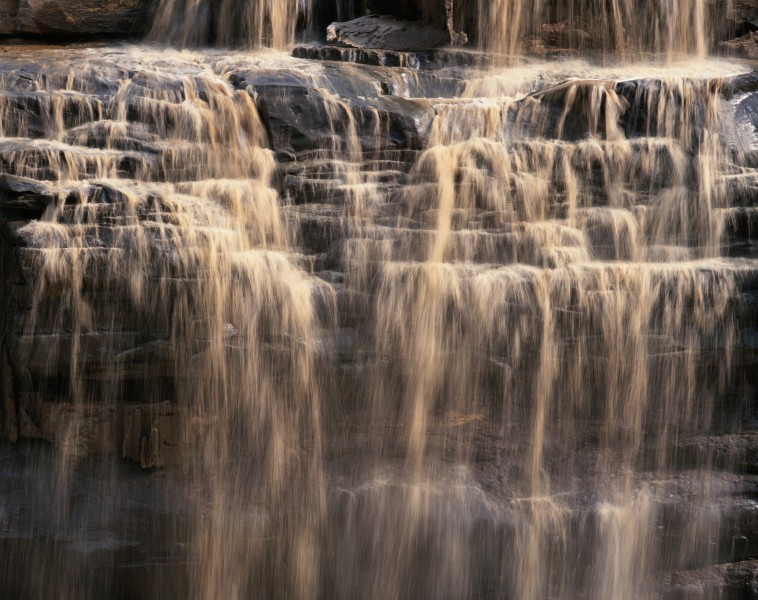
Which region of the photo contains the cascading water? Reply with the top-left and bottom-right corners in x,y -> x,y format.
149,0 -> 307,47
149,0 -> 719,56
0,2 -> 757,600
475,0 -> 714,58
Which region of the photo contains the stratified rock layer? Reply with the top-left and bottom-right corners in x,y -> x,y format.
1,43 -> 758,600
326,14 -> 453,51
0,0 -> 150,36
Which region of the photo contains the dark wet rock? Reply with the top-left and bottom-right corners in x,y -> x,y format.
678,433 -> 758,475
0,173 -> 53,198
0,0 -> 150,37
727,72 -> 758,150
522,79 -> 624,141
1,44 -> 758,599
234,65 -> 435,159
248,80 -> 338,158
733,0 -> 758,30
0,346 -> 17,443
292,43 -> 481,74
121,401 -> 194,468
0,174 -> 54,223
0,438 -> 202,598
291,45 -> 470,99
352,94 -> 435,150
710,0 -> 758,53
294,43 -> 424,68
721,30 -> 758,58
668,560 -> 758,599
723,208 -> 758,258
307,0 -> 365,32
367,0 -> 468,44
366,0 -> 421,20
326,14 -> 465,52
725,172 -> 758,208
522,21 -> 593,56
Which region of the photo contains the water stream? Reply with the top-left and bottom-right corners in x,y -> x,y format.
1,2 -> 757,599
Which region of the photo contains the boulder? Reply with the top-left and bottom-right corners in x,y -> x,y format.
234,64 -> 435,159
327,14 -> 450,51
327,13 -> 467,52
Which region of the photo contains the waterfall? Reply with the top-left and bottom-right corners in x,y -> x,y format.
476,0 -> 713,58
149,0 -> 307,48
1,3 -> 757,600
147,0 -> 718,57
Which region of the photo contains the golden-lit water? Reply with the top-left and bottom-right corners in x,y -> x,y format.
0,23 -> 755,600
476,0 -> 713,59
149,0 -> 303,48
150,0 -> 724,61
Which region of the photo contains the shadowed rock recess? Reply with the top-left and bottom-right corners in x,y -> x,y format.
1,2 -> 758,600
0,0 -> 151,37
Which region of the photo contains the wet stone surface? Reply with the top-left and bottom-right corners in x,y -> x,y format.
0,43 -> 758,599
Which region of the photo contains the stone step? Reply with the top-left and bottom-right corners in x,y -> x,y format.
722,207 -> 758,257
666,559 -> 758,599
0,139 -> 155,182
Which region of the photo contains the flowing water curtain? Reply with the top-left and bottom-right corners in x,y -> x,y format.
0,50 -> 333,598
149,0 -> 306,47
475,0 -> 711,58
336,56 -> 742,595
148,0 -> 713,53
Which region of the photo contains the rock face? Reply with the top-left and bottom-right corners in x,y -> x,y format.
0,0 -> 754,55
668,560 -> 758,599
0,0 -> 150,36
0,52 -> 757,457
327,15 -> 455,51
0,45 -> 453,466
721,30 -> 758,58
733,0 -> 758,26
1,40 -> 758,600
327,0 -> 468,51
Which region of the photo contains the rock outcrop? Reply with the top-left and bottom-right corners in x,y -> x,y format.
1,28 -> 758,600
0,43 -> 757,464
0,0 -> 755,55
0,0 -> 151,37
326,0 -> 468,51
327,15 -> 456,51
